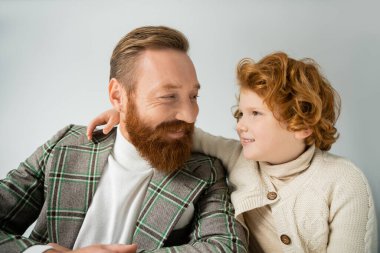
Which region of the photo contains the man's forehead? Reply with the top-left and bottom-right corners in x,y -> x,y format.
133,49 -> 200,93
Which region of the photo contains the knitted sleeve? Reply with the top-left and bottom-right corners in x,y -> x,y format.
326,159 -> 377,253
192,127 -> 242,172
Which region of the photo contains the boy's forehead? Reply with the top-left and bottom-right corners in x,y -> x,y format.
239,89 -> 262,101
239,90 -> 269,108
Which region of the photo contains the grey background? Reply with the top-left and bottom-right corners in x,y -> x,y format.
1,0 -> 379,240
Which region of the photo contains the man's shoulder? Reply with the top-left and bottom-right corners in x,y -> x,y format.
182,152 -> 226,182
49,124 -> 116,147
187,152 -> 219,165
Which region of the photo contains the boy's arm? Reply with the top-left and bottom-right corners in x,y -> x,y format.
84,111 -> 244,171
84,110 -> 244,171
192,127 -> 242,172
326,164 -> 377,253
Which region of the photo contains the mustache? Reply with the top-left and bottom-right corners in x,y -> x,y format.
155,120 -> 194,133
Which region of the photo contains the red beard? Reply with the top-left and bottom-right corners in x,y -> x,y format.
124,98 -> 194,174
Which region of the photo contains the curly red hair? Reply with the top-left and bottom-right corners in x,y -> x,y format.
236,52 -> 341,151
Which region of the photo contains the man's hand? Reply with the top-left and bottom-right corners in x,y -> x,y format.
46,243 -> 137,253
87,108 -> 120,140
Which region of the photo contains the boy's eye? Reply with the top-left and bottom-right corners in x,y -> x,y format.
234,111 -> 243,121
252,111 -> 259,116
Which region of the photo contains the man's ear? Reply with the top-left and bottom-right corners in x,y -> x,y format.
108,78 -> 126,113
294,128 -> 313,140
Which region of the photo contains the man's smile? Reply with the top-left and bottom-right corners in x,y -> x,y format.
167,130 -> 185,139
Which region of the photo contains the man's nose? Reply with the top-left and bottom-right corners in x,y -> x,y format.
175,101 -> 198,123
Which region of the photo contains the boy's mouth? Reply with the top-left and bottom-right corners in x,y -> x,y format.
240,137 -> 255,145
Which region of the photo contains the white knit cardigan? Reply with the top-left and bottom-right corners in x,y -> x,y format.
193,128 -> 378,253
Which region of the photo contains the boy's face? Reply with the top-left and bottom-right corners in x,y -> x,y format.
236,88 -> 307,165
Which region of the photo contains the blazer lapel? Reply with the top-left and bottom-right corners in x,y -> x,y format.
46,129 -> 116,248
132,163 -> 208,250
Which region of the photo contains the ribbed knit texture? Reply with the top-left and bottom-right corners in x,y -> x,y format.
243,145 -> 315,253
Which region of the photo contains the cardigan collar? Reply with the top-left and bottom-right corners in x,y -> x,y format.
259,145 -> 315,190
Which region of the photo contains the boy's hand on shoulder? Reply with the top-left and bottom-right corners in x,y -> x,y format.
87,108 -> 120,140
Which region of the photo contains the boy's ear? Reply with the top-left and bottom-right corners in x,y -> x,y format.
108,78 -> 126,113
294,128 -> 313,140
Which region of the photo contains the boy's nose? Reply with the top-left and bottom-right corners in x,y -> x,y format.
236,121 -> 248,133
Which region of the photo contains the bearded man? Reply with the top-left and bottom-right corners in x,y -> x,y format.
0,26 -> 247,253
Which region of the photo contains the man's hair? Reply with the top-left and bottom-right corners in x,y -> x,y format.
110,26 -> 189,93
236,52 -> 341,151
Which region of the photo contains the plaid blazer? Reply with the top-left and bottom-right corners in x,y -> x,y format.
0,125 -> 247,253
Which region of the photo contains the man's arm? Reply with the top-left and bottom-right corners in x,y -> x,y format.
0,125 -> 75,253
151,156 -> 248,253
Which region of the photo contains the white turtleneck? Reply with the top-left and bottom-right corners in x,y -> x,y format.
73,127 -> 154,248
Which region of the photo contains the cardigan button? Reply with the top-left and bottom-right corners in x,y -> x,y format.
267,191 -> 277,200
280,234 -> 291,245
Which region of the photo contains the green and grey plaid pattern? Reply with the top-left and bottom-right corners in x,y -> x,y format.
0,125 -> 247,253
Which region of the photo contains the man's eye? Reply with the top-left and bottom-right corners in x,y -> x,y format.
191,95 -> 199,101
161,95 -> 177,99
